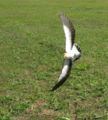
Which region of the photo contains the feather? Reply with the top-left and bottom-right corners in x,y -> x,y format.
51,59 -> 72,91
60,14 -> 75,52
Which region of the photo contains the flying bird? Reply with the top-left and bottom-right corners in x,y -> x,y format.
51,14 -> 81,91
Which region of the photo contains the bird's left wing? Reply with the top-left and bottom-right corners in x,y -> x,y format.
60,14 -> 75,52
51,59 -> 72,91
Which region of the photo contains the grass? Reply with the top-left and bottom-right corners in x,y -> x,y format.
0,0 -> 108,119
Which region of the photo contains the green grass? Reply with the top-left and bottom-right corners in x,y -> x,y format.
0,0 -> 108,119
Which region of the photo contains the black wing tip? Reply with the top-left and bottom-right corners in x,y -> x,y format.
58,12 -> 69,22
51,81 -> 63,91
59,13 -> 75,32
51,83 -> 61,91
50,87 -> 57,91
59,13 -> 68,20
58,12 -> 65,17
59,13 -> 70,20
51,76 -> 70,91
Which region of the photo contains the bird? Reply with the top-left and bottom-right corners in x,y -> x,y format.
51,14 -> 81,91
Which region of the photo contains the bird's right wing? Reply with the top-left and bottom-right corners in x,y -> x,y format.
60,14 -> 75,52
51,59 -> 72,91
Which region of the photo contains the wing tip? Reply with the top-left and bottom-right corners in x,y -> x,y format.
51,87 -> 56,91
59,13 -> 75,31
51,83 -> 60,91
59,13 -> 67,21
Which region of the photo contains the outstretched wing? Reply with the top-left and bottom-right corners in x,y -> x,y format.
60,14 -> 75,52
51,59 -> 72,91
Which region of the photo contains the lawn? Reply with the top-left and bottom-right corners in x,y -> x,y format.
0,0 -> 108,120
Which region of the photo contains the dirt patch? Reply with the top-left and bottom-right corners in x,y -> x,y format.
15,99 -> 62,120
25,99 -> 47,113
41,109 -> 61,116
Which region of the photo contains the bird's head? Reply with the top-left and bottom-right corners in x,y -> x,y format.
72,43 -> 81,61
74,43 -> 81,53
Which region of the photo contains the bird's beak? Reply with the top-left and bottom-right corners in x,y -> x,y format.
64,53 -> 66,58
64,52 -> 69,59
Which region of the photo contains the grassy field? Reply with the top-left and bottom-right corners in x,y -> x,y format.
0,0 -> 108,120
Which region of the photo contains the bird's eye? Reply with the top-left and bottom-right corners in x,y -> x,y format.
76,45 -> 81,52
